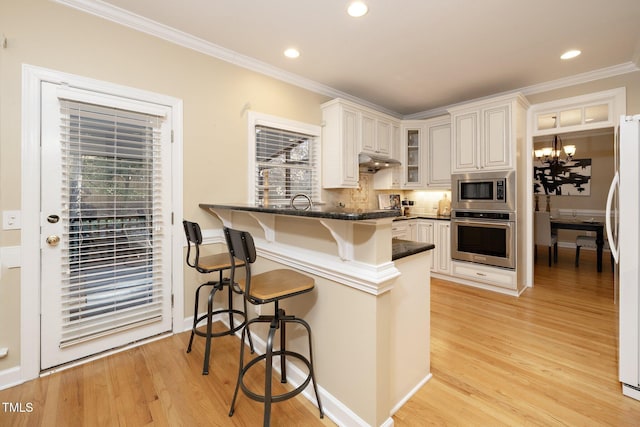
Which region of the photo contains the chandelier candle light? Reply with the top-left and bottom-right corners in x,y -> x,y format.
534,135 -> 576,165
533,135 -> 590,196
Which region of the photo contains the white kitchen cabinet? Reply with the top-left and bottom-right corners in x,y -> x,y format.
361,112 -> 376,154
407,219 -> 417,241
435,221 -> 451,274
451,260 -> 516,290
392,221 -> 409,240
426,116 -> 451,188
449,93 -> 528,173
417,220 -> 435,270
372,122 -> 401,190
451,111 -> 479,172
361,112 -> 393,157
321,99 -> 360,188
392,219 -> 417,240
322,98 -> 400,188
416,219 -> 451,274
401,122 -> 425,189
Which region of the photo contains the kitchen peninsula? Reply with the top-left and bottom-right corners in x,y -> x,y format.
200,203 -> 433,426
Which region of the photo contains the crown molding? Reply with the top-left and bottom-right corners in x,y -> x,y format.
55,0 -> 640,120
405,62 -> 640,119
53,0 -> 401,118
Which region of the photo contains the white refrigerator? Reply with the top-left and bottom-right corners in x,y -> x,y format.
610,114 -> 640,400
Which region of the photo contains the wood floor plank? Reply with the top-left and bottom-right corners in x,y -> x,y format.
394,247 -> 640,426
2,247 -> 640,425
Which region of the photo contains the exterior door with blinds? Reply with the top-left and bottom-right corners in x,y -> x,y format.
40,82 -> 173,369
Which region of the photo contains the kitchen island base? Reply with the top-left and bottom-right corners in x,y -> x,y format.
199,204 -> 432,426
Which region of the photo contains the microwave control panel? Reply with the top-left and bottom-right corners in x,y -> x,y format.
496,180 -> 505,201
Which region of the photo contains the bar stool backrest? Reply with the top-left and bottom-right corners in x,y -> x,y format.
183,220 -> 205,272
223,227 -> 257,299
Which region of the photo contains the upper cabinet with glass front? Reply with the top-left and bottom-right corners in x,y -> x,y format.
533,88 -> 625,136
401,121 -> 425,188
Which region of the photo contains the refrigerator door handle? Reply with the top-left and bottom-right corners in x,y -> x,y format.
606,171 -> 619,263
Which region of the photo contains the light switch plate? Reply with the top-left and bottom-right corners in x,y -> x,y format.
2,210 -> 21,230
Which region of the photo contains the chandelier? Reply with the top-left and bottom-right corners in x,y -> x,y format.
534,135 -> 576,165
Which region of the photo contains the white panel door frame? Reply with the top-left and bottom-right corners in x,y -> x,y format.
524,87 -> 626,289
20,64 -> 184,381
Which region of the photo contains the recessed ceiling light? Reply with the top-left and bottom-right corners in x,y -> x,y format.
561,49 -> 581,60
347,1 -> 368,17
284,48 -> 300,59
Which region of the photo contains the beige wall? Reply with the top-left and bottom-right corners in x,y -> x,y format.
0,0 -> 329,371
2,0 -> 640,383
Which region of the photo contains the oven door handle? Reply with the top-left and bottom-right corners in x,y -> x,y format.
452,219 -> 513,228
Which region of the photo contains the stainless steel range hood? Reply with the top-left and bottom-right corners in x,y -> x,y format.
358,153 -> 401,172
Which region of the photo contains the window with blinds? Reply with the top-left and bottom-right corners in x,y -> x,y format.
59,100 -> 165,347
254,125 -> 319,206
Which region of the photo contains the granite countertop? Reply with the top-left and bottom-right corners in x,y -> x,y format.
200,203 -> 401,221
392,238 -> 435,260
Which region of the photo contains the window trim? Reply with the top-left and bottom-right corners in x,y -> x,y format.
247,111 -> 322,204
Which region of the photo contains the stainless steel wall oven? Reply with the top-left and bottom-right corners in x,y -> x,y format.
451,210 -> 516,269
451,171 -> 516,269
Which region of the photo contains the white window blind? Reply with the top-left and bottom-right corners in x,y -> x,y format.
58,99 -> 165,347
254,125 -> 319,206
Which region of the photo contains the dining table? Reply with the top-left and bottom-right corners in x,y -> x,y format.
550,217 -> 605,272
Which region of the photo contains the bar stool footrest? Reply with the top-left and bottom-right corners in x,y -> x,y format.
192,309 -> 247,338
239,350 -> 313,404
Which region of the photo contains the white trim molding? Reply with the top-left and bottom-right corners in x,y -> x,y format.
19,64 -> 184,384
197,227 -> 400,296
52,0 -> 401,118
53,0 -> 639,121
524,87 -> 626,289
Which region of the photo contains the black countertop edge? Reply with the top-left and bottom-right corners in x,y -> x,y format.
200,203 -> 401,221
392,239 -> 435,261
393,214 -> 451,221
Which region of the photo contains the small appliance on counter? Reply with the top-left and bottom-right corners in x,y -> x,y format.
402,198 -> 415,216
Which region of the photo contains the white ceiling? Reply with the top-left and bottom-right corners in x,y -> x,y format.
67,0 -> 640,117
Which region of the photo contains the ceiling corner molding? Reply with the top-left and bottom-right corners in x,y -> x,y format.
52,0 -> 640,120
518,62 -> 640,97
630,39 -> 640,68
407,62 -> 639,120
53,0 -> 400,118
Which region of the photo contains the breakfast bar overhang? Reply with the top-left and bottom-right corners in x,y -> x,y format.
199,203 -> 434,427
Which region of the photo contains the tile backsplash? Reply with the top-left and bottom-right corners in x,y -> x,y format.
322,172 -> 451,213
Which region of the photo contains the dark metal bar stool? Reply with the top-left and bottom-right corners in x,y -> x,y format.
224,227 -> 323,426
183,220 -> 253,375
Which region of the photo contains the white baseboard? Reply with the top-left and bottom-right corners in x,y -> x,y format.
0,366 -> 24,391
623,383 -> 640,401
390,373 -> 433,416
215,316 -> 378,427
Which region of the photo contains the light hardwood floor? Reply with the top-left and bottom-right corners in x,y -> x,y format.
394,247 -> 640,426
2,247 -> 640,426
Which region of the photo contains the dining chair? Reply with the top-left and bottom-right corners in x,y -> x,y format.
575,234 -> 614,272
535,211 -> 558,267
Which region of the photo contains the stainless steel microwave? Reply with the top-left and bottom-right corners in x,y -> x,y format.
451,170 -> 515,212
